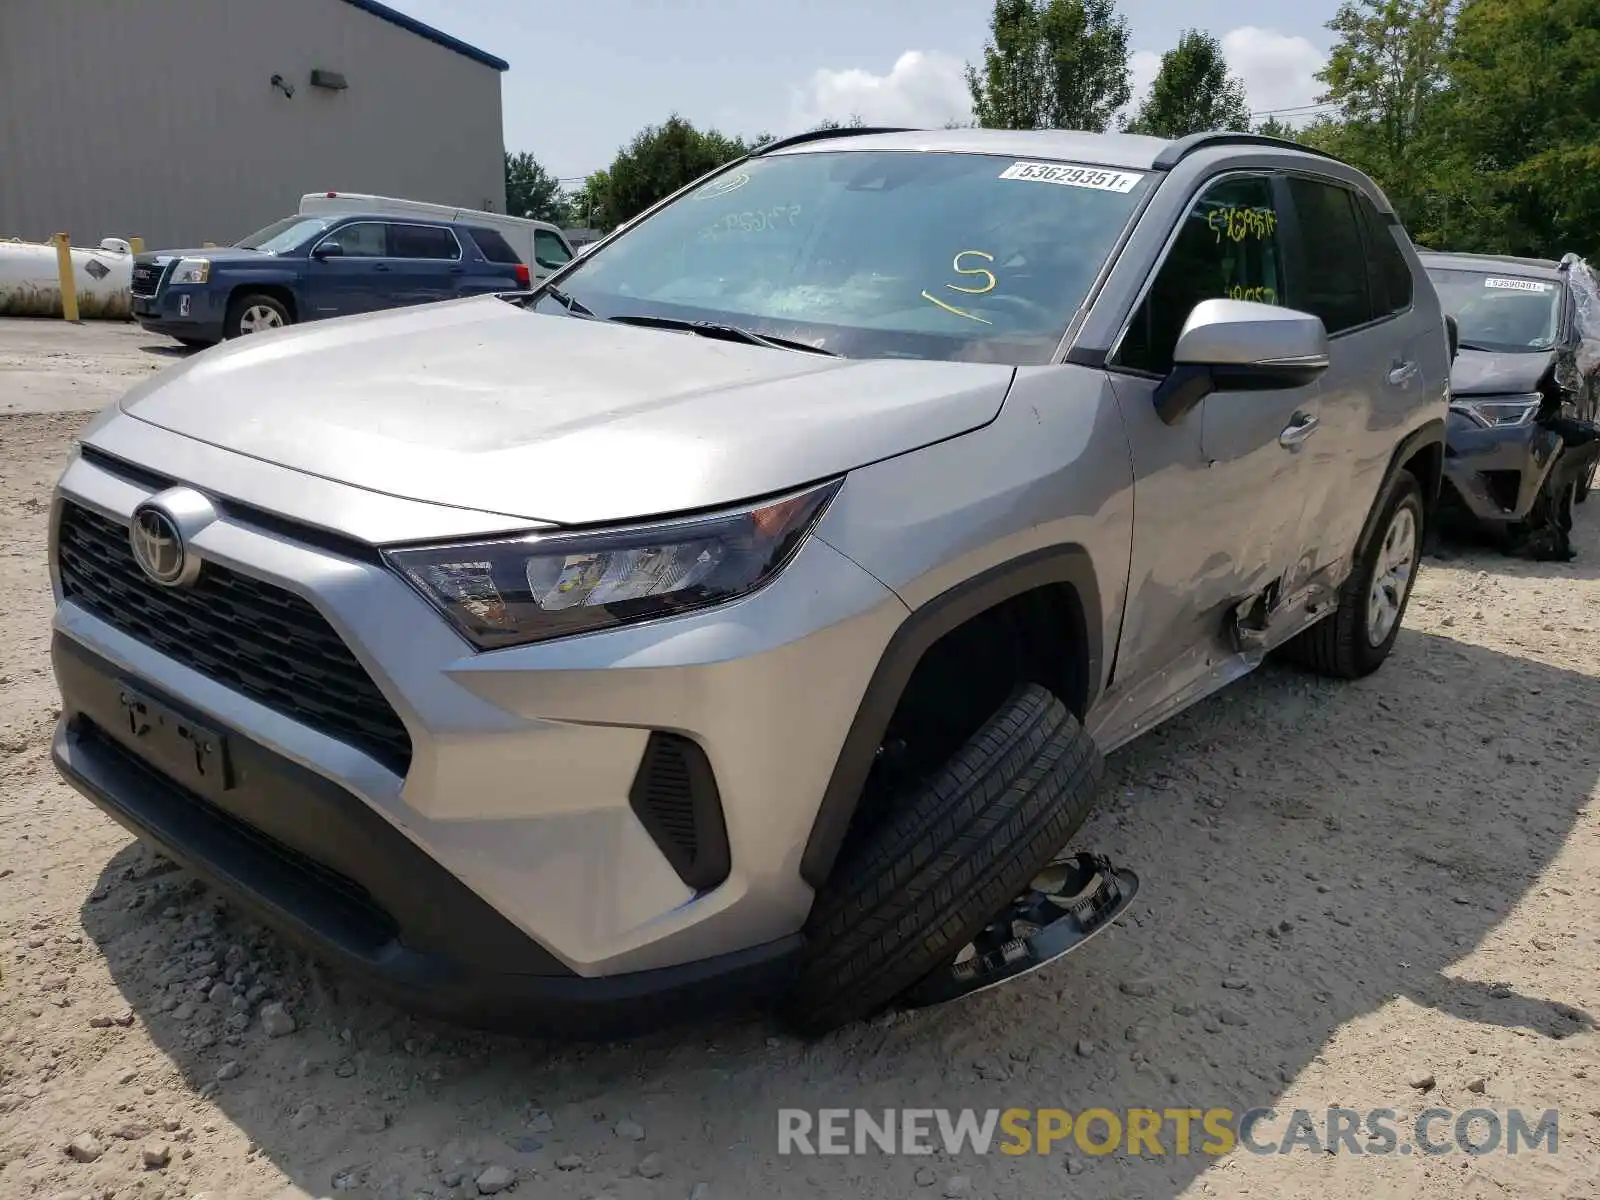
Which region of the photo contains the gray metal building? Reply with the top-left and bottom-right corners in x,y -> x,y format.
0,0 -> 508,250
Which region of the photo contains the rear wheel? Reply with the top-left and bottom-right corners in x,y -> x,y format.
1282,471 -> 1424,679
225,293 -> 291,339
781,683 -> 1102,1035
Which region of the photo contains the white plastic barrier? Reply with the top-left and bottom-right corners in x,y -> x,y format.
0,237 -> 134,319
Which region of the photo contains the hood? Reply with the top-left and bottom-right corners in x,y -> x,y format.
1450,346 -> 1554,396
117,295 -> 1016,525
137,248 -> 274,267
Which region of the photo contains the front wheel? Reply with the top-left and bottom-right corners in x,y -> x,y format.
1282,471 -> 1425,679
225,293 -> 291,339
780,684 -> 1103,1036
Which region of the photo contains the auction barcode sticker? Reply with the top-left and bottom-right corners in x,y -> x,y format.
1485,277 -> 1551,292
998,161 -> 1144,192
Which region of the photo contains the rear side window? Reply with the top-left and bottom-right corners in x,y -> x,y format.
534,229 -> 572,270
1356,195 -> 1414,315
467,226 -> 522,264
387,224 -> 460,260
1117,174 -> 1285,376
1285,178 -> 1374,333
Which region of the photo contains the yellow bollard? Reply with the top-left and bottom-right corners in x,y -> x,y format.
50,233 -> 80,322
129,237 -> 144,255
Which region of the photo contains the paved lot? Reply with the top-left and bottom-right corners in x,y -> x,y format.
1,321 -> 1597,1200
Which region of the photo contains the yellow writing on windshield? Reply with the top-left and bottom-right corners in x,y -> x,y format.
1208,206 -> 1277,243
1228,284 -> 1279,304
947,250 -> 998,294
922,249 -> 998,323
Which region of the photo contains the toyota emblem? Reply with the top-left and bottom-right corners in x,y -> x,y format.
129,504 -> 191,586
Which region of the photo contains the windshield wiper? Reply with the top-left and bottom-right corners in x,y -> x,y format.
608,313 -> 838,355
540,286 -> 601,319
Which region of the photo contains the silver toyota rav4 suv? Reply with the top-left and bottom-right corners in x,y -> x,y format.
49,128 -> 1449,1036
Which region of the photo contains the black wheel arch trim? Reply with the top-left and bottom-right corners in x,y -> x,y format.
1356,418 -> 1446,559
799,544 -> 1103,890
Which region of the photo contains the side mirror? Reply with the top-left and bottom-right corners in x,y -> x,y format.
1154,299 -> 1331,425
312,241 -> 343,259
1445,313 -> 1460,363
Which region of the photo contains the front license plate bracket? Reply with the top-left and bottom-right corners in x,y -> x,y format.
116,684 -> 233,798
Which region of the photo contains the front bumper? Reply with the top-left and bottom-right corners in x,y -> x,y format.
132,285 -> 226,343
1441,410 -> 1562,524
50,425 -> 907,987
51,636 -> 801,1034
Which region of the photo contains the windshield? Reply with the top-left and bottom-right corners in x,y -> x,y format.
1428,267 -> 1562,353
235,215 -> 334,254
533,150 -> 1152,364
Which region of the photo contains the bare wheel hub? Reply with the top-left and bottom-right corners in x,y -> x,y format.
897,852 -> 1139,1009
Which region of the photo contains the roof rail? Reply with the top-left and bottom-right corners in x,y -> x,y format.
750,126 -> 919,156
1152,131 -> 1346,171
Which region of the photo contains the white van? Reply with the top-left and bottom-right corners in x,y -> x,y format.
297,192 -> 575,281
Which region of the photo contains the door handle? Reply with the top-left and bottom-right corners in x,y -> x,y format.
373,263 -> 391,272
448,266 -> 463,274
1388,360 -> 1419,386
1278,411 -> 1320,448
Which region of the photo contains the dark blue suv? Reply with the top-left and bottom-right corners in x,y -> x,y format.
129,213 -> 531,346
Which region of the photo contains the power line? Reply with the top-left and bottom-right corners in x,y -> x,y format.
1248,101 -> 1342,119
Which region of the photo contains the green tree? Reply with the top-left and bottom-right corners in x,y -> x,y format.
1253,116 -> 1302,140
1124,29 -> 1251,137
590,115 -> 753,230
1436,0 -> 1600,256
1308,0 -> 1457,235
568,169 -> 610,229
966,0 -> 1132,131
811,114 -> 867,131
503,151 -> 565,222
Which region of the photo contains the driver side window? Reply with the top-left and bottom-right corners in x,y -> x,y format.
326,222 -> 387,257
1117,175 -> 1285,375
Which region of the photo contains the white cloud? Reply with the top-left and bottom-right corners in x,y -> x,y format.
1129,49 -> 1162,110
1124,27 -> 1328,126
788,51 -> 972,133
794,29 -> 1326,136
1221,26 -> 1328,121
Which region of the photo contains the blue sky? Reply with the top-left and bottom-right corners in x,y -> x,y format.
388,0 -> 1343,181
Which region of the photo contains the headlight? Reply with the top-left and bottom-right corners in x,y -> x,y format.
169,257 -> 210,285
385,481 -> 841,649
1450,394 -> 1541,427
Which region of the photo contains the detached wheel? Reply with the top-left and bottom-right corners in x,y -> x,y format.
781,683 -> 1102,1035
225,293 -> 291,339
1283,471 -> 1424,678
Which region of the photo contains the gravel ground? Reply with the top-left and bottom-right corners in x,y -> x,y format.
2,319 -> 1598,1200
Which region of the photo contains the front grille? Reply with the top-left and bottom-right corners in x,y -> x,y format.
56,502 -> 413,774
130,262 -> 166,298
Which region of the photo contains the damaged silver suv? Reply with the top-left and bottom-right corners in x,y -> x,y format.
49,128 -> 1449,1036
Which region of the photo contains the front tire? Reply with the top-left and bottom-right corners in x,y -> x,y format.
225,292 -> 291,339
1283,471 -> 1424,678
781,684 -> 1102,1035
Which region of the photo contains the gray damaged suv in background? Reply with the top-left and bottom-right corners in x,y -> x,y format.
49,128 -> 1448,1036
